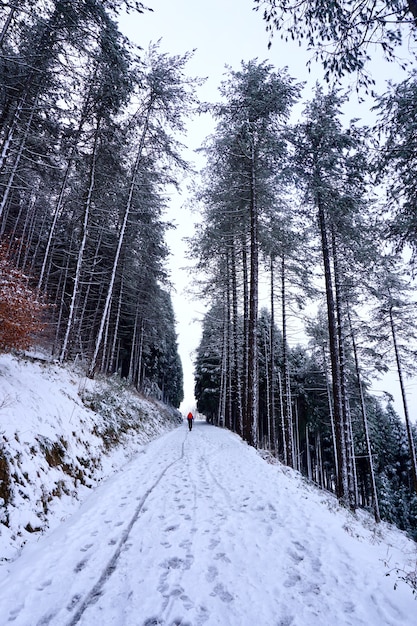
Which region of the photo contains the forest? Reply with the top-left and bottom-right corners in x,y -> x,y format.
0,0 -> 417,542
0,0 -> 187,408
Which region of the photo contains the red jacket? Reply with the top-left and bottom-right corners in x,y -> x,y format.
187,412 -> 193,420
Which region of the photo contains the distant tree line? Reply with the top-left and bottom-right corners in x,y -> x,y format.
0,0 -> 192,408
192,61 -> 417,539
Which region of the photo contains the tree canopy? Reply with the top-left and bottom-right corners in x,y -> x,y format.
254,0 -> 417,89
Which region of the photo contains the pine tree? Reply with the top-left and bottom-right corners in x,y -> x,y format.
193,60 -> 300,447
292,85 -> 371,506
374,73 -> 417,266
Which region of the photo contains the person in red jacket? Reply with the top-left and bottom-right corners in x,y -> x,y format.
187,411 -> 193,431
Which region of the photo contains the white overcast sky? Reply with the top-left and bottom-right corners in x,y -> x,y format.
118,0 -> 415,419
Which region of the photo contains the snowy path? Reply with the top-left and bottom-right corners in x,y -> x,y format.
0,421 -> 416,626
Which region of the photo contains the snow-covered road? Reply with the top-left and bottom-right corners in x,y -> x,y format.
0,420 -> 416,626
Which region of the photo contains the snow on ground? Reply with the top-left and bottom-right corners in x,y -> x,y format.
0,352 -> 181,561
0,418 -> 416,626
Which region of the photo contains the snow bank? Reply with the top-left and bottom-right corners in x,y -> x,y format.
0,352 -> 181,561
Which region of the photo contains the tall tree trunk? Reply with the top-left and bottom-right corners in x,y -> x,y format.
294,399 -> 300,471
226,267 -> 233,431
135,322 -> 145,389
316,432 -> 324,488
76,229 -> 104,356
88,103 -> 153,377
246,143 -> 259,448
317,193 -> 349,504
306,424 -> 312,480
128,302 -> 140,383
38,102 -> 90,290
263,327 -> 271,449
278,369 -> 287,464
60,118 -> 101,362
0,3 -> 64,177
231,236 -> 243,436
332,232 -> 356,509
269,255 -> 277,453
0,97 -> 37,219
323,346 -> 338,484
350,310 -> 380,521
241,231 -> 249,426
218,302 -> 227,428
0,4 -> 18,47
52,232 -> 75,357
389,306 -> 417,495
281,254 -> 294,467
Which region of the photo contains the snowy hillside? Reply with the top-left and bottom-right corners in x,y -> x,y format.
0,353 -> 416,625
0,352 -> 182,561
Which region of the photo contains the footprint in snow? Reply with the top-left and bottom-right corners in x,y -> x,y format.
311,556 -> 322,572
195,604 -> 210,626
184,553 -> 194,569
169,585 -> 185,597
210,583 -> 233,603
165,524 -> 178,533
288,548 -> 304,564
161,556 -> 184,570
157,579 -> 169,595
35,610 -> 58,625
284,572 -> 301,588
80,543 -> 93,552
214,552 -> 231,564
180,594 -> 194,610
74,557 -> 88,573
8,604 -> 24,620
66,594 -> 81,610
36,579 -> 52,591
208,538 -> 220,550
206,565 -> 218,583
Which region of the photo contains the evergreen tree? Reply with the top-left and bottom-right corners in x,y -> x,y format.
368,259 -> 417,496
292,85 -> 372,506
193,60 -> 300,447
374,72 -> 417,265
194,304 -> 223,423
0,2 -> 185,408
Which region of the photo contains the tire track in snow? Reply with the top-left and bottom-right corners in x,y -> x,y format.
64,437 -> 187,626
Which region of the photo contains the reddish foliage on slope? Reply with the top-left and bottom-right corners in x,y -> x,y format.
0,245 -> 47,351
